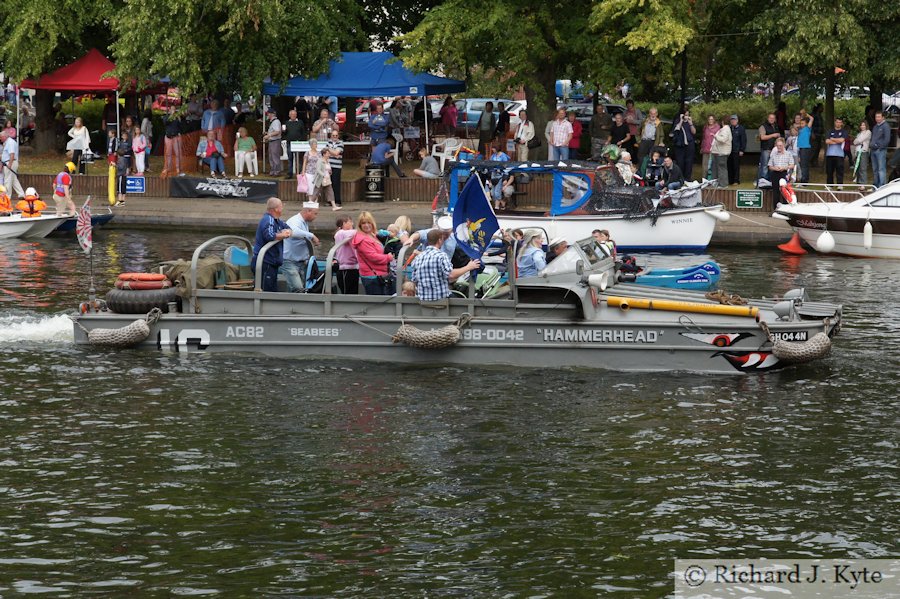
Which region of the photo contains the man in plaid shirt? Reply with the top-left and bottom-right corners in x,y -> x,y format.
411,229 -> 481,302
767,137 -> 795,207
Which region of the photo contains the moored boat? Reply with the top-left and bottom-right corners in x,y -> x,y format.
621,261 -> 720,290
0,213 -> 70,240
71,234 -> 842,374
54,207 -> 115,233
774,179 -> 900,258
445,160 -> 730,252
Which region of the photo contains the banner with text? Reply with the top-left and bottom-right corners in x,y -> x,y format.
170,176 -> 278,203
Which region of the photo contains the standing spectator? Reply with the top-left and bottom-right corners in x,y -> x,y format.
514,110 -> 535,162
66,117 -> 91,175
810,104 -> 825,167
870,111 -> 890,188
710,117 -> 732,188
251,197 -> 292,293
636,107 -> 665,165
796,114 -> 813,183
263,109 -> 283,177
476,102 -> 497,157
326,129 -> 344,207
132,125 -> 148,175
234,127 -> 258,177
609,113 -> 632,154
162,105 -> 184,176
185,93 -> 203,132
757,112 -> 780,183
670,107 -> 696,181
284,109 -> 307,179
115,129 -> 132,205
311,148 -> 340,211
567,111 -> 582,159
196,130 -> 227,177
548,108 -> 573,160
0,130 -> 24,198
589,103 -> 613,160
439,96 -> 457,135
201,99 -> 224,141
623,99 -> 642,156
311,108 -> 336,142
852,121 -> 871,184
101,95 -> 118,133
281,202 -> 321,292
301,138 -> 320,197
700,115 -> 720,180
326,95 -> 339,120
775,101 -> 788,135
294,97 -> 313,127
785,124 -> 800,179
368,101 -> 389,145
824,118 -> 848,185
767,137 -> 794,207
495,101 -> 511,148
234,102 -> 247,126
140,109 -> 153,172
728,115 -> 746,185
334,215 -> 359,295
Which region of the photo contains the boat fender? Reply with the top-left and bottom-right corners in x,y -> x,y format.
815,230 -> 835,253
759,319 -> 832,364
863,221 -> 873,250
71,308 -> 162,348
391,313 -> 473,349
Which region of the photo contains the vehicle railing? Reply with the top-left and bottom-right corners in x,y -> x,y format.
793,182 -> 873,208
253,239 -> 281,291
189,235 -> 253,314
323,236 -> 352,295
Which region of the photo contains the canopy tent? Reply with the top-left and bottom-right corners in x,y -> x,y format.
20,48 -> 118,91
262,52 -> 465,98
263,52 -> 465,162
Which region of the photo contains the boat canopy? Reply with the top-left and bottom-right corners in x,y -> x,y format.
446,160 -> 619,216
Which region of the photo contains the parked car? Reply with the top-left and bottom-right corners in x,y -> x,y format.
564,103 -> 671,128
453,98 -> 524,136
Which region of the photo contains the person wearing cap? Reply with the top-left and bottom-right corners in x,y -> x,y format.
281,201 -> 321,292
367,101 -> 389,145
546,237 -> 569,264
406,215 -> 457,261
52,162 -> 78,216
516,232 -> 547,277
728,115 -> 747,185
263,109 -> 283,177
411,228 -> 480,302
15,188 -> 47,218
251,197 -> 292,292
0,184 -> 12,215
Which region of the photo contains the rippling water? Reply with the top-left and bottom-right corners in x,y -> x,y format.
0,230 -> 897,596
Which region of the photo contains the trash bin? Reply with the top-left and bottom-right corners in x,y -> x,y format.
364,163 -> 386,202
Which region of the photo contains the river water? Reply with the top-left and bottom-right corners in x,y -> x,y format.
0,229 -> 897,596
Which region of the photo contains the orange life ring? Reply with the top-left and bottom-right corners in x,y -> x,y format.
117,272 -> 167,282
115,279 -> 172,290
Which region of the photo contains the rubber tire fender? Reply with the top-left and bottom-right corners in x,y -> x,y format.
105,287 -> 179,314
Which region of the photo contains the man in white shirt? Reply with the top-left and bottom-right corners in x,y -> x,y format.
0,131 -> 25,198
263,109 -> 283,177
548,109 -> 573,161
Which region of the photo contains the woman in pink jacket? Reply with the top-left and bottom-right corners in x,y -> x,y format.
351,211 -> 394,295
701,115 -> 720,179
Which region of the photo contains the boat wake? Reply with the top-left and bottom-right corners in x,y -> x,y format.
0,312 -> 74,343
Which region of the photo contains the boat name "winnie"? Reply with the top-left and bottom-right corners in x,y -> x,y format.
540,328 -> 661,343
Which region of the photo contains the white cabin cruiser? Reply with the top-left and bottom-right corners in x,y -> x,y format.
775,179 -> 900,258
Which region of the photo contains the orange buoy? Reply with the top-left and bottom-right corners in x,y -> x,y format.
117,272 -> 167,282
778,232 -> 807,255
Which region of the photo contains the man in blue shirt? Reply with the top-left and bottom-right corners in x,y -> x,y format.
870,111 -> 891,188
411,229 -> 480,302
796,115 -> 813,183
201,99 -> 225,141
252,198 -> 292,292
281,202 -> 320,292
824,118 -> 848,185
371,138 -> 405,177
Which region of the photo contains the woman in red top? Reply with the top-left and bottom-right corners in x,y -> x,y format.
567,111 -> 583,160
351,211 -> 394,295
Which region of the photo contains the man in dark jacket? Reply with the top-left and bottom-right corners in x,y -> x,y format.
728,114 -> 747,185
870,111 -> 891,188
251,197 -> 292,292
589,105 -> 613,160
670,109 -> 696,181
284,109 -> 307,179
657,155 -> 684,191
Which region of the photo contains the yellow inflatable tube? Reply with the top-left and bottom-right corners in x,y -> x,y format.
606,296 -> 759,319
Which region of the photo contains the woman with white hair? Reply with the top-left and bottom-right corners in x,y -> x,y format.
516,232 -> 546,278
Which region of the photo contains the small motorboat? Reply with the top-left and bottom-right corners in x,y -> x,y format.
618,261 -> 720,290
774,179 -> 900,258
0,213 -> 70,240
53,208 -> 115,233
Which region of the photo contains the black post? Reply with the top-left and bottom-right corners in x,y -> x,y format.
679,50 -> 688,109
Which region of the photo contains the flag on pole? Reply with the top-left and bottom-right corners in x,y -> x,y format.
452,173 -> 500,259
76,196 -> 92,255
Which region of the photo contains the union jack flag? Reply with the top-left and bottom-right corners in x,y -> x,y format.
76,197 -> 92,255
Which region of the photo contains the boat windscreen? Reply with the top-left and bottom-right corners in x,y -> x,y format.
552,173 -> 593,215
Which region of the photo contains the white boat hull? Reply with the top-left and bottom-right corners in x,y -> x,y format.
0,214 -> 69,240
794,227 -> 900,258
497,205 -> 727,251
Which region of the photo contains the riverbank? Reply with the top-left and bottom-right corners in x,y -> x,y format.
101,195 -> 793,246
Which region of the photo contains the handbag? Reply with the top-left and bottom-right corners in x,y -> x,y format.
296,173 -> 309,194
527,136 -> 541,149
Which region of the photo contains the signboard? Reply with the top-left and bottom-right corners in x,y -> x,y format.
290,141 -> 311,153
170,176 -> 279,203
125,176 -> 146,194
408,87 -> 418,95
736,189 -> 763,209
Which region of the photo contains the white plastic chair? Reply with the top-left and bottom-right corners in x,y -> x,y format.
432,137 -> 462,171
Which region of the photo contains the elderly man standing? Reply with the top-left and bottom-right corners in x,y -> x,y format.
411,229 -> 480,303
636,107 -> 665,165
0,130 -> 25,198
281,201 -> 321,292
251,197 -> 292,292
263,109 -> 283,177
548,108 -> 573,161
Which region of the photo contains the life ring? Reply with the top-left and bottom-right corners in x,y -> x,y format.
117,272 -> 167,282
115,279 -> 173,290
780,180 -> 797,204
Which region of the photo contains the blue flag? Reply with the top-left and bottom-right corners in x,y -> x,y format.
452,174 -> 500,259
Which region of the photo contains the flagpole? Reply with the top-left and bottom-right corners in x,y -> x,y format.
88,243 -> 96,306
